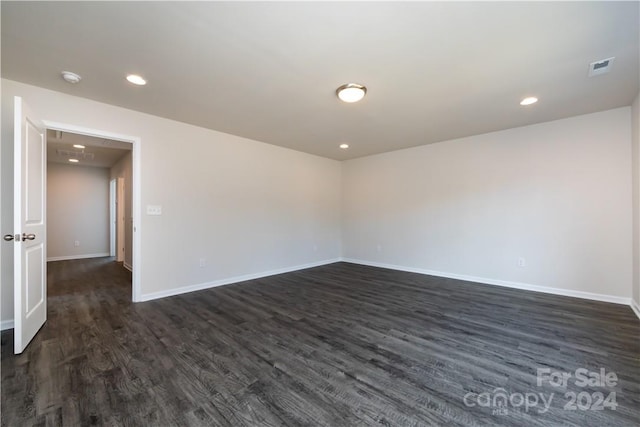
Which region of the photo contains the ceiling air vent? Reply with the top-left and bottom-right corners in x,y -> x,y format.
588,57 -> 615,77
56,149 -> 95,161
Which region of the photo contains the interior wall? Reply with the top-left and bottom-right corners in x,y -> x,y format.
1,79 -> 342,324
632,92 -> 640,308
1,77 -> 635,328
47,163 -> 110,260
342,108 -> 633,300
110,152 -> 133,269
0,82 -> 7,329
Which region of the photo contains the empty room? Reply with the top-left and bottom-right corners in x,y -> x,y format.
1,2 -> 639,426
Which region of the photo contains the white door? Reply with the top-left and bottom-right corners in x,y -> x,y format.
13,96 -> 47,354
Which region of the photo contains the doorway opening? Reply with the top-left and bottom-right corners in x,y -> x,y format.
44,123 -> 141,301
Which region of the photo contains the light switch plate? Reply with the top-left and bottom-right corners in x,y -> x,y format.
146,205 -> 162,215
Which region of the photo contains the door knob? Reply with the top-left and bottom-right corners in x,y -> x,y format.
22,233 -> 36,241
3,234 -> 17,241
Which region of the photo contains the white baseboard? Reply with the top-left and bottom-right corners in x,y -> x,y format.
342,258 -> 632,306
631,299 -> 640,320
5,258 -> 637,328
123,262 -> 132,272
47,253 -> 110,262
1,320 -> 14,331
138,258 -> 341,302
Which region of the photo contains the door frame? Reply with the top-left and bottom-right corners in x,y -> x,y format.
42,121 -> 142,302
116,177 -> 125,263
109,178 -> 116,257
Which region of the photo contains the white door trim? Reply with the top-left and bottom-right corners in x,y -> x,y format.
109,179 -> 116,257
41,121 -> 142,302
116,177 -> 125,262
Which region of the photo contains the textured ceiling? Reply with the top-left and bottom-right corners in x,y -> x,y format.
2,1 -> 638,160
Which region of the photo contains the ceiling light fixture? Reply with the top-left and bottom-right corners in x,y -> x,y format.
126,74 -> 147,85
61,71 -> 82,84
68,159 -> 79,163
339,143 -> 349,149
336,83 -> 367,103
520,97 -> 538,106
73,144 -> 85,149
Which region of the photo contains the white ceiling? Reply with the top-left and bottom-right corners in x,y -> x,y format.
2,2 -> 638,160
47,130 -> 131,168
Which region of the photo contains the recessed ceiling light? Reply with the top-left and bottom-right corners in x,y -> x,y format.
126,74 -> 147,85
336,83 -> 367,103
68,159 -> 79,163
520,97 -> 538,106
61,71 -> 82,84
73,144 -> 85,149
339,143 -> 349,149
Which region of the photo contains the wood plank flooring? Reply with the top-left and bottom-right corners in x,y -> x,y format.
2,258 -> 639,426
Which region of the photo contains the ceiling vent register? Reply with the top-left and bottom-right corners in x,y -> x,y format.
56,149 -> 95,161
588,57 -> 615,77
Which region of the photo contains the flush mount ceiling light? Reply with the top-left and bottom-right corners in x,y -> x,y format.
520,96 -> 538,106
339,143 -> 349,149
126,74 -> 147,85
61,71 -> 82,84
336,83 -> 367,103
73,144 -> 85,149
68,158 -> 79,163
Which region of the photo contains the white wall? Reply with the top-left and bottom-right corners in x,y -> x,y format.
110,152 -> 133,268
0,82 -> 7,329
343,108 -> 633,301
632,92 -> 640,309
1,79 -> 342,324
47,163 -> 110,260
1,85 -> 16,328
1,77 -> 635,328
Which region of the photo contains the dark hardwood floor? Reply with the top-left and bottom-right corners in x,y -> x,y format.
1,258 -> 639,426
